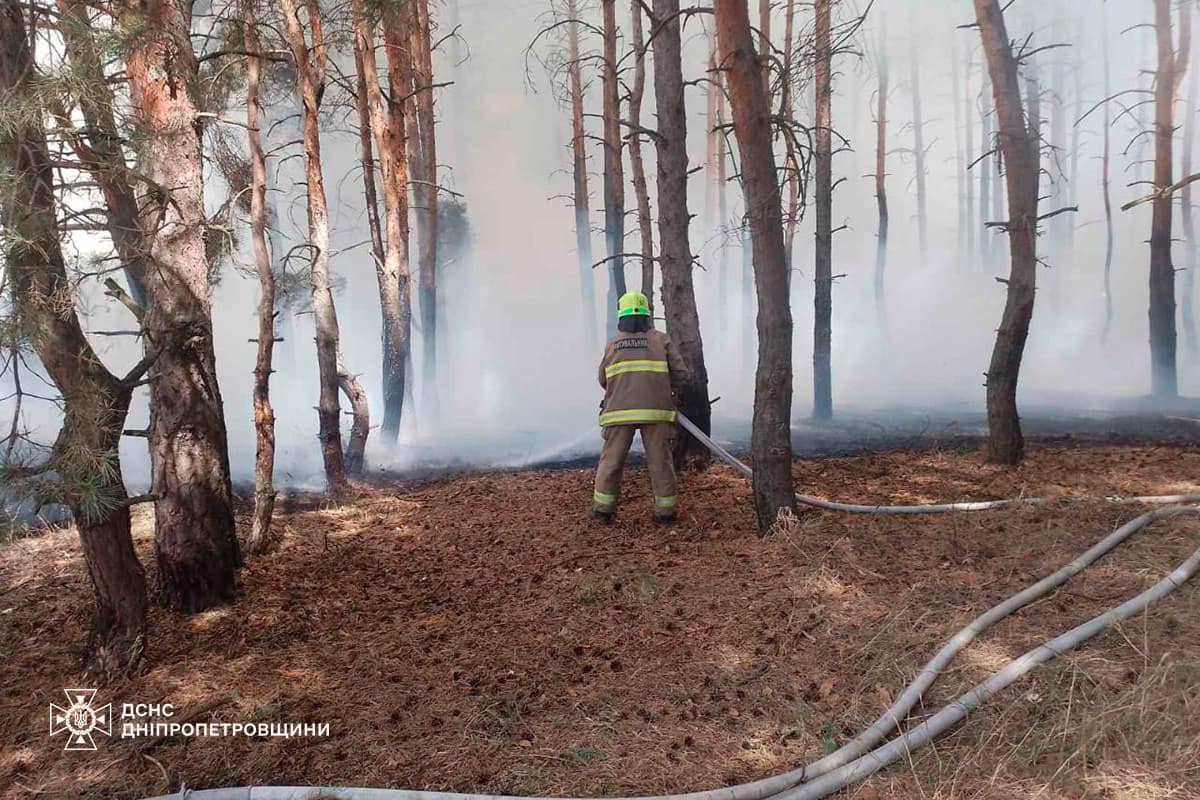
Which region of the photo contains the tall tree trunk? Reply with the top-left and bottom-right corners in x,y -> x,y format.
1182,0 -> 1198,356
714,0 -> 797,532
1067,60 -> 1082,254
355,41 -> 385,270
874,21 -> 889,318
781,0 -> 800,272
951,35 -> 966,267
119,0 -> 241,609
0,0 -> 146,680
651,0 -> 711,468
909,20 -> 928,259
355,0 -> 411,446
1047,16 -> 1068,259
568,0 -> 599,346
411,0 -> 439,404
602,0 -> 626,326
629,1 -> 655,299
813,0 -> 833,421
704,24 -> 720,240
758,0 -> 770,95
54,0 -> 148,307
979,94 -> 992,265
280,0 -> 355,486
1149,0 -> 1189,398
975,0 -> 1040,465
1102,18 -> 1115,341
717,79 -> 730,333
965,56 -> 977,270
244,0 -> 277,555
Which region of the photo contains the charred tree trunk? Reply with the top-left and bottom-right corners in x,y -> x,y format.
355,0 -> 411,446
874,23 -> 889,318
568,0 -> 599,345
411,0 -> 439,402
909,24 -> 928,259
1148,0 -> 1189,398
0,0 -> 146,680
120,0 -> 241,609
629,1 -> 655,299
651,0 -> 711,468
975,0 -> 1041,465
280,0 -> 352,488
714,0 -> 797,532
244,0 -> 277,555
602,0 -> 626,325
813,0 -> 833,421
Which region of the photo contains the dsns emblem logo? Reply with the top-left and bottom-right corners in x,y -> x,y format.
49,689 -> 111,751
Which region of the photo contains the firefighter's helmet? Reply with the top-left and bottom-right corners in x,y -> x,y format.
617,291 -> 651,318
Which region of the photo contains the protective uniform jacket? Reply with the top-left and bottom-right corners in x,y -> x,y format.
597,328 -> 689,426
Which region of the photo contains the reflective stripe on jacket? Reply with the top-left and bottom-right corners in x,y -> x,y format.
597,328 -> 688,426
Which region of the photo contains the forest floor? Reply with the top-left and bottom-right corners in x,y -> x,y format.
2,444 -> 1200,800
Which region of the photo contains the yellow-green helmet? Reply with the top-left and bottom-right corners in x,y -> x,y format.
617,290 -> 651,318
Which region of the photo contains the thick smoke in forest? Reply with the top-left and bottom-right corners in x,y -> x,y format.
3,0 -> 1198,489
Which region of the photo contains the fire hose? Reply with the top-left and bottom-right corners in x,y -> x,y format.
145,417 -> 1200,800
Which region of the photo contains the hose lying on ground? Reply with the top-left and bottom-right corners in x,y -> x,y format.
676,414 -> 1200,512
143,423 -> 1200,800
773,511 -> 1200,800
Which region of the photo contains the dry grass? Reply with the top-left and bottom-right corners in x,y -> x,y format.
0,445 -> 1198,800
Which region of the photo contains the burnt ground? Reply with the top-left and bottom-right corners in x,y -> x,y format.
2,443 -> 1200,800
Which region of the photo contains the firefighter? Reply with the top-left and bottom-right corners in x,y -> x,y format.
591,291 -> 690,524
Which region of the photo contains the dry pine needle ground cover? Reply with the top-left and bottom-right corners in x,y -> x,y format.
2,445 -> 1200,800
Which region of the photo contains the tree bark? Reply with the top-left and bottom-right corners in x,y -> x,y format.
338,359 -> 370,474
975,0 -> 1041,466
1148,0 -> 1189,398
601,0 -> 626,326
629,1 -> 655,300
411,0 -> 439,403
119,0 -> 241,610
354,39 -> 386,271
244,0 -> 277,555
874,21 -> 889,318
279,0 -> 352,488
714,0 -> 796,532
780,0 -> 800,272
54,0 -> 148,308
355,0 -> 411,446
652,0 -> 711,469
813,0 -> 833,421
0,0 -> 147,680
567,0 -> 599,346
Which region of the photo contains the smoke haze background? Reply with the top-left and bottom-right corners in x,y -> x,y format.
3,0 -> 1198,489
